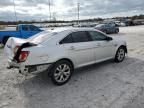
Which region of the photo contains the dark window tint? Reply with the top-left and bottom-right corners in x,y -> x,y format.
72,31 -> 90,43
88,31 -> 107,41
60,34 -> 73,44
30,25 -> 40,31
22,26 -> 29,31
105,24 -> 109,28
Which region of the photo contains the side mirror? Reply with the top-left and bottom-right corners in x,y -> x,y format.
106,37 -> 113,41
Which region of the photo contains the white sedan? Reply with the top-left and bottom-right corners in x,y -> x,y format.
4,28 -> 127,85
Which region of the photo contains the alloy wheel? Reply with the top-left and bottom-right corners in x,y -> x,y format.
54,64 -> 71,83
117,48 -> 125,61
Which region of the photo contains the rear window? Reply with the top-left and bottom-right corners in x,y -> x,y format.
28,31 -> 57,44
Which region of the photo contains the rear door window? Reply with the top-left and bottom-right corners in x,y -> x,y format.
71,31 -> 90,43
60,31 -> 91,44
60,34 -> 73,44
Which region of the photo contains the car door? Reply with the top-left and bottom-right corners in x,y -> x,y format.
60,31 -> 95,68
105,24 -> 111,33
109,24 -> 116,33
88,31 -> 116,62
21,25 -> 31,38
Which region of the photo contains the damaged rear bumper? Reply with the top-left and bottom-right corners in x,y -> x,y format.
20,64 -> 52,75
8,60 -> 52,75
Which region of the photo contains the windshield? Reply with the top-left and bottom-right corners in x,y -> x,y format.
27,31 -> 57,44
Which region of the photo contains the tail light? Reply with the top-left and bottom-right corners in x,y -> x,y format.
19,51 -> 29,62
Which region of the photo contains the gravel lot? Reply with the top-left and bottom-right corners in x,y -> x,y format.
1,25 -> 144,108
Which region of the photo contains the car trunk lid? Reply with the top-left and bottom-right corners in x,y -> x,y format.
4,37 -> 36,62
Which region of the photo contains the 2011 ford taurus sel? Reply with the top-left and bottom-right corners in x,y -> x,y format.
4,28 -> 127,85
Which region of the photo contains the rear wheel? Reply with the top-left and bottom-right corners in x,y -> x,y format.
50,60 -> 73,85
115,47 -> 126,62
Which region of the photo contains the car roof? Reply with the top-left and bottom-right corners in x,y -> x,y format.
49,27 -> 98,33
32,27 -> 106,45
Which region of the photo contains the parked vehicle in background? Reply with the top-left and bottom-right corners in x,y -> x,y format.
4,28 -> 127,85
74,23 -> 98,27
120,22 -> 127,27
115,21 -> 121,27
120,19 -> 135,26
94,24 -> 119,34
133,19 -> 144,25
0,24 -> 43,45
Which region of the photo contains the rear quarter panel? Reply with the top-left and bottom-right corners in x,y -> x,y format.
22,44 -> 69,66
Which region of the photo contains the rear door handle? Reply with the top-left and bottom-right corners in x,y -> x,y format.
69,46 -> 75,50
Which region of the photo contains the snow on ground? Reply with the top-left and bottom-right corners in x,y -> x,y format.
1,25 -> 144,108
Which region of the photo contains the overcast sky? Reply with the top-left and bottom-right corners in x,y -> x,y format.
0,0 -> 144,21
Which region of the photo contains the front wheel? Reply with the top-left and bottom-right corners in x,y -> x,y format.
115,47 -> 126,62
50,60 -> 73,85
115,29 -> 119,34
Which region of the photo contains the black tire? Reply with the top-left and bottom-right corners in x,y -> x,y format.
50,60 -> 73,85
2,37 -> 9,46
115,47 -> 126,62
115,29 -> 119,34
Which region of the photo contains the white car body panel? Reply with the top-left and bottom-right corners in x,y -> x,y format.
4,27 -> 127,74
61,42 -> 95,68
4,37 -> 27,60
